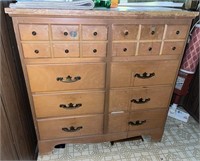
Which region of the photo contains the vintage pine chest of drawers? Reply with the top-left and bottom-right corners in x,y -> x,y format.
5,7 -> 197,154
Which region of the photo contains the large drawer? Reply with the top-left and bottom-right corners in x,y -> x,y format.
110,60 -> 179,88
109,86 -> 172,112
33,91 -> 105,118
38,114 -> 103,140
27,63 -> 105,92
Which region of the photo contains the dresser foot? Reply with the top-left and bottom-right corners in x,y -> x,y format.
38,141 -> 56,155
150,129 -> 164,142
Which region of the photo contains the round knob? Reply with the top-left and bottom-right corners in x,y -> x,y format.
34,50 -> 39,54
148,47 -> 152,51
93,32 -> 98,36
172,47 -> 176,50
65,49 -> 69,53
124,30 -> 129,36
32,31 -> 37,36
176,31 -> 180,35
151,31 -> 155,35
93,49 -> 97,53
123,48 -> 127,52
64,32 -> 68,36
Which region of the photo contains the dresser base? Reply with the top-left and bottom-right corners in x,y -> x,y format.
38,128 -> 164,155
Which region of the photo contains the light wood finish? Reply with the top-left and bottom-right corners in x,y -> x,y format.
51,25 -> 79,41
108,113 -> 129,133
33,91 -> 105,118
109,86 -> 172,112
52,43 -> 79,58
165,25 -> 189,40
22,43 -> 51,58
138,42 -> 161,56
38,114 -> 103,140
162,41 -> 185,55
140,24 -> 165,40
81,42 -> 107,57
19,24 -> 49,41
112,42 -> 137,56
112,25 -> 139,40
26,63 -> 106,92
128,109 -> 167,131
82,25 -> 108,40
5,7 -> 196,155
110,60 -> 179,87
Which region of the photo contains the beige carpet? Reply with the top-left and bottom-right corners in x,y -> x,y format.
37,115 -> 200,161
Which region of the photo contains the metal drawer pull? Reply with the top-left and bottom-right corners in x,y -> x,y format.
32,31 -> 37,36
60,103 -> 82,109
172,47 -> 176,50
134,72 -> 155,79
123,48 -> 127,52
176,30 -> 180,35
64,32 -> 68,36
93,32 -> 98,36
131,98 -> 150,104
148,47 -> 152,51
124,30 -> 129,36
128,120 -> 146,126
57,75 -> 81,83
62,126 -> 83,132
65,49 -> 69,53
34,50 -> 39,54
93,49 -> 97,53
70,31 -> 77,37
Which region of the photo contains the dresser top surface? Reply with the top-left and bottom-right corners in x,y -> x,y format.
5,6 -> 199,18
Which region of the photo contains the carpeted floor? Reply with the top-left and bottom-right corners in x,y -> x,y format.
37,115 -> 200,161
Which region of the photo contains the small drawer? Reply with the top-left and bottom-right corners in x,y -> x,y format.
22,43 -> 51,58
112,42 -> 137,56
19,24 -> 49,41
128,109 -> 167,131
53,43 -> 79,58
51,25 -> 79,40
82,25 -> 108,40
82,42 -> 107,57
27,63 -> 106,92
165,25 -> 189,40
108,113 -> 129,133
112,25 -> 139,40
138,42 -> 161,56
110,60 -> 179,88
162,41 -> 185,55
109,86 -> 172,112
140,24 -> 164,40
38,115 -> 103,140
33,91 -> 105,118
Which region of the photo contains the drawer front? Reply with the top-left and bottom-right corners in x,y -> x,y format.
110,60 -> 179,88
22,43 -> 51,58
165,25 -> 189,40
82,25 -> 108,40
27,63 -> 105,92
38,115 -> 103,140
51,25 -> 79,40
138,42 -> 161,56
109,86 -> 172,112
19,24 -> 49,41
108,113 -> 129,133
112,25 -> 139,40
112,42 -> 137,56
82,43 -> 107,57
53,43 -> 80,58
140,24 -> 164,40
162,41 -> 185,55
128,109 -> 167,131
33,91 -> 105,118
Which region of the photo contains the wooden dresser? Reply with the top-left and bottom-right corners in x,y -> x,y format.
5,7 -> 197,154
